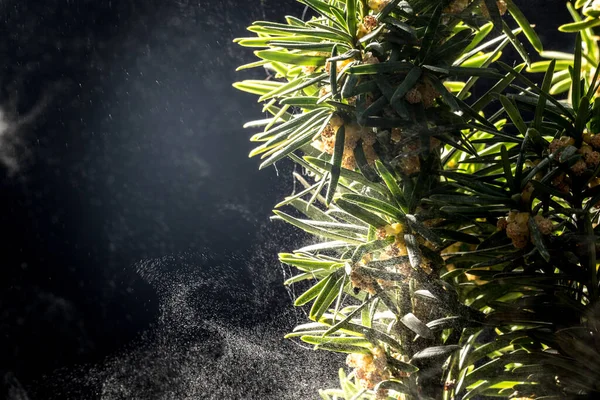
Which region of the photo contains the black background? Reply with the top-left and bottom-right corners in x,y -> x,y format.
0,1 -> 572,398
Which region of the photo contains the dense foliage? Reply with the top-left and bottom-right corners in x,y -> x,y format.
234,0 -> 600,398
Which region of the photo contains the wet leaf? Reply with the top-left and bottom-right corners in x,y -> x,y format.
347,61 -> 413,75
345,0 -> 357,39
401,312 -> 434,339
295,274 -> 332,306
309,341 -> 372,354
342,193 -> 405,220
335,199 -> 388,228
500,145 -> 515,190
432,228 -> 480,244
280,253 -> 344,272
272,210 -> 364,244
375,160 -> 409,212
418,4 -> 442,64
411,345 -> 461,360
498,94 -> 527,136
310,272 -> 345,320
326,125 -> 345,205
462,22 -> 494,55
505,0 -> 543,52
305,156 -> 387,193
301,335 -> 371,347
571,33 -> 582,110
322,296 -> 376,337
374,379 -> 410,394
406,214 -> 443,247
426,316 -> 463,330
391,66 -> 422,105
255,50 -> 328,66
404,233 -> 422,269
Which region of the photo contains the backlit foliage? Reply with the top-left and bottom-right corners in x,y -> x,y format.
234,0 -> 600,398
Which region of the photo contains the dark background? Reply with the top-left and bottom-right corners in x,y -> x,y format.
0,1 -> 572,399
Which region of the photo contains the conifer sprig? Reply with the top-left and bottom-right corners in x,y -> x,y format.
234,1 -> 600,398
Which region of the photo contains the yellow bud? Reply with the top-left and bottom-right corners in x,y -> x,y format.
356,22 -> 369,39
367,0 -> 389,12
391,223 -> 403,234
515,212 -> 530,225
